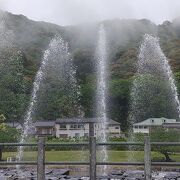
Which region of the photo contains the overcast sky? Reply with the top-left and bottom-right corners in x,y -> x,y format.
0,0 -> 180,26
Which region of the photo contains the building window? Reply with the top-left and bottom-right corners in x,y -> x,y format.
134,126 -> 138,129
78,124 -> 84,129
115,127 -> 119,129
59,124 -> 67,129
151,119 -> 154,123
70,124 -> 78,129
70,124 -> 84,129
84,133 -> 89,137
144,126 -> 148,129
139,126 -> 143,129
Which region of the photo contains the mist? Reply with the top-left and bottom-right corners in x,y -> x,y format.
0,0 -> 180,25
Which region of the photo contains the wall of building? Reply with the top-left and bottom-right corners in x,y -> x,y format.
133,126 -> 149,134
55,124 -> 89,138
55,123 -> 121,138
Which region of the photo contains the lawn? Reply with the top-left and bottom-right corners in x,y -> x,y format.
3,150 -> 179,162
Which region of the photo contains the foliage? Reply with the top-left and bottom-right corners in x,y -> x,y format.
0,114 -> 6,131
0,49 -> 29,121
0,114 -> 20,143
0,114 -> 6,123
0,12 -> 180,132
0,126 -> 20,143
150,128 -> 180,162
0,117 -> 20,160
134,128 -> 180,162
130,74 -> 179,123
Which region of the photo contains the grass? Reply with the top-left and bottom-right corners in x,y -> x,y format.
3,150 -> 180,162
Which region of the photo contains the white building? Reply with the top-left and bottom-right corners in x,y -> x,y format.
55,118 -> 121,138
133,117 -> 176,134
33,118 -> 121,138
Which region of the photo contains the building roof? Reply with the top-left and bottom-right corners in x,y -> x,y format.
24,118 -> 120,128
34,121 -> 55,127
55,118 -> 120,125
133,117 -> 176,126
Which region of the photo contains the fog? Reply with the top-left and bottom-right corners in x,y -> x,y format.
0,0 -> 180,25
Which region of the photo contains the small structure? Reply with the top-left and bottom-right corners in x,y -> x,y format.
34,121 -> 55,136
133,117 -> 176,134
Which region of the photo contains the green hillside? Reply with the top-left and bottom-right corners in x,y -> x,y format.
0,11 -> 180,131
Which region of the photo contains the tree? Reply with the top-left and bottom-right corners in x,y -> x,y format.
0,49 -> 28,122
109,79 -> 131,131
150,128 -> 180,162
0,115 -> 20,160
0,114 -> 6,131
134,128 -> 180,162
129,74 -> 179,124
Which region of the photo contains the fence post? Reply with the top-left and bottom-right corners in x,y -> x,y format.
37,136 -> 45,180
89,122 -> 95,137
144,136 -> 151,180
89,136 -> 96,180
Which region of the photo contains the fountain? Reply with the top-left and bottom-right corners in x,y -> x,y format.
129,34 -> 180,127
17,35 -> 83,165
96,24 -> 108,175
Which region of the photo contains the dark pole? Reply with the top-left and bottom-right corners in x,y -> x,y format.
89,122 -> 96,180
144,136 -> 151,180
37,136 -> 45,180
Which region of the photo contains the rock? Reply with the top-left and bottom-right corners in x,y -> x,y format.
0,177 -> 6,180
46,170 -> 53,175
46,177 -> 59,180
164,172 -> 180,179
110,170 -> 125,176
80,177 -> 89,180
59,175 -> 67,179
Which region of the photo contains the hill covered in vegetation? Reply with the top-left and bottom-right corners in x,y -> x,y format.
0,11 -> 180,131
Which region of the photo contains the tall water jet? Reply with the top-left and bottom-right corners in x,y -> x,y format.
17,38 -> 55,165
129,34 -> 180,129
96,24 -> 108,174
17,35 -> 83,164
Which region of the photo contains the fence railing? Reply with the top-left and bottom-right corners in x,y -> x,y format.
0,137 -> 180,180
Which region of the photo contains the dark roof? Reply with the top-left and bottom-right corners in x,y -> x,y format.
55,118 -> 120,125
9,119 -> 120,128
34,121 -> 55,127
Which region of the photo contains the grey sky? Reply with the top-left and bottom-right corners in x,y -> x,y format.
0,0 -> 180,25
